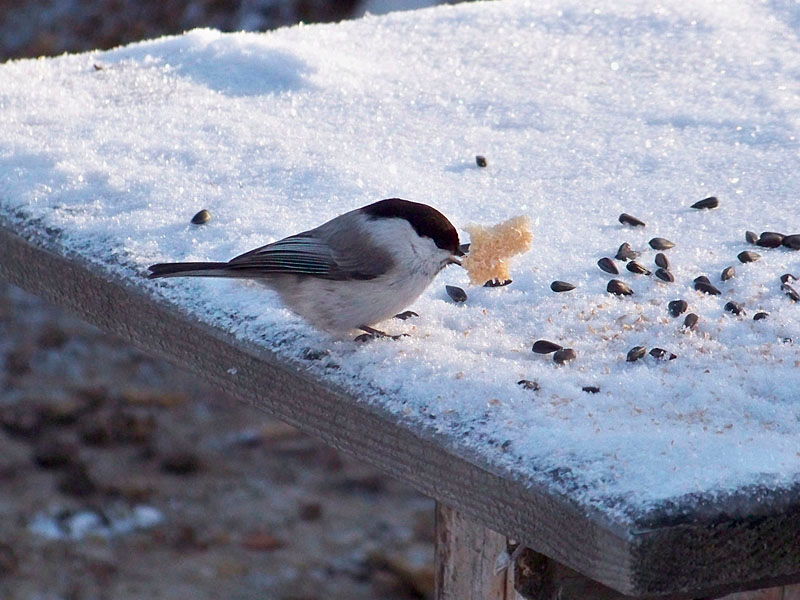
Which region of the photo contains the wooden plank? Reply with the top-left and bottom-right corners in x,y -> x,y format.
435,502 -> 515,600
2,218 -> 800,599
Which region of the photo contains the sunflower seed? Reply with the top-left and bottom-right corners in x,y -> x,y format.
619,213 -> 646,227
694,275 -> 710,284
649,237 -> 675,250
550,280 -> 575,292
782,283 -> 800,302
782,234 -> 800,250
582,386 -> 600,393
517,379 -> 540,391
721,266 -> 735,281
655,253 -> 670,269
694,281 -> 721,295
484,279 -> 512,287
553,348 -> 576,364
615,242 -> 640,261
627,261 -> 651,275
649,347 -> 677,360
753,312 -> 769,321
191,209 -> 211,224
724,301 -> 745,316
532,340 -> 562,354
607,279 -> 634,296
781,273 -> 797,284
737,251 -> 761,263
626,346 -> 647,362
683,313 -> 699,330
691,196 -> 719,210
745,231 -> 759,244
445,285 -> 467,302
668,299 -> 688,317
756,232 -> 784,248
597,257 -> 619,274
476,155 -> 487,167
655,268 -> 674,282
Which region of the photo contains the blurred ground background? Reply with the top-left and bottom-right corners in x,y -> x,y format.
0,2 -> 470,598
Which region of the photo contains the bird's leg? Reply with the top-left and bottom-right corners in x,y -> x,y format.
354,325 -> 408,342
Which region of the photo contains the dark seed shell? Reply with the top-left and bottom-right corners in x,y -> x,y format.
721,266 -> 735,281
394,311 -> 419,320
597,257 -> 619,274
553,348 -> 576,364
694,275 -> 710,284
476,155 -> 487,167
694,281 -> 721,295
691,196 -> 719,210
550,280 -> 575,292
484,279 -> 512,287
445,285 -> 467,303
649,237 -> 675,250
753,312 -> 769,321
626,261 -> 651,276
615,242 -> 640,262
738,251 -> 761,263
581,386 -> 600,394
655,268 -> 674,282
191,209 -> 211,224
607,279 -> 634,296
532,340 -> 562,354
782,283 -> 800,302
745,231 -> 759,244
517,379 -> 540,391
782,234 -> 800,250
619,213 -> 646,227
756,232 -> 784,248
649,347 -> 677,360
724,301 -> 745,316
683,313 -> 699,330
655,253 -> 670,269
780,273 -> 797,284
668,299 -> 688,317
626,346 -> 647,362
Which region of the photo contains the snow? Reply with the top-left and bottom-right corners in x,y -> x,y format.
1,0 -> 799,522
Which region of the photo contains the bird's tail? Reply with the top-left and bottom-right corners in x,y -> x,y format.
148,262 -> 237,279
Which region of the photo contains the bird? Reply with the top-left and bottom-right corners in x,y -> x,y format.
148,198 -> 463,338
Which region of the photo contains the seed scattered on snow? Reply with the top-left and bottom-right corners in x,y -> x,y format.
615,242 -> 639,261
582,386 -> 600,393
668,299 -> 688,317
721,266 -> 735,281
649,347 -> 677,360
694,281 -> 721,295
597,257 -> 619,274
737,250 -> 760,263
626,346 -> 647,362
782,283 -> 800,302
724,301 -> 745,316
550,280 -> 575,292
756,232 -> 784,248
445,285 -> 467,303
745,231 -> 759,244
484,279 -> 512,287
394,311 -> 419,320
649,237 -> 675,250
780,273 -> 797,284
476,155 -> 487,167
607,279 -> 634,296
191,209 -> 211,224
683,313 -> 699,330
532,340 -> 563,354
655,253 -> 669,269
626,261 -> 651,276
694,275 -> 710,284
655,268 -> 674,282
619,213 -> 646,227
517,379 -> 540,391
782,234 -> 800,250
553,348 -> 576,364
691,196 -> 719,210
753,312 -> 769,321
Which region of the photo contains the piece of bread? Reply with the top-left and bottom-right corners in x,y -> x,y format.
461,215 -> 533,284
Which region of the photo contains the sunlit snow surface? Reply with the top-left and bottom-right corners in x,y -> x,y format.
1,0 -> 799,520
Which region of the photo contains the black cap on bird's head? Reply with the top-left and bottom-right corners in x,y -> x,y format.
362,198 -> 463,257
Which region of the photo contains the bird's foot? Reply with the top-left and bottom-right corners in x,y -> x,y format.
354,326 -> 409,342
393,311 -> 419,321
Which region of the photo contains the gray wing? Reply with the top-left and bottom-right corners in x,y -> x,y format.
227,215 -> 393,281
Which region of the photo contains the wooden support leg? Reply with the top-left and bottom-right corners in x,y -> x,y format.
434,502 -> 518,600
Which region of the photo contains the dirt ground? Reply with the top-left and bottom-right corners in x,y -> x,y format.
0,281 -> 435,600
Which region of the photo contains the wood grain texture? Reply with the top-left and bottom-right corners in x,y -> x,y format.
1,218 -> 799,598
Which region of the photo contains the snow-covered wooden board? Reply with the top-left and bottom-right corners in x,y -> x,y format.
1,1 -> 799,596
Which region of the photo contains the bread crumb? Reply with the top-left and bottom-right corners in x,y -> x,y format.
461,215 -> 533,284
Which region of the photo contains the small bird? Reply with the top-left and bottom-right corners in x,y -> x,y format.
149,198 -> 464,338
